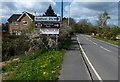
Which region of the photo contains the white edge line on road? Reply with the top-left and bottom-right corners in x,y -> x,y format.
77,37 -> 103,81
100,46 -> 111,52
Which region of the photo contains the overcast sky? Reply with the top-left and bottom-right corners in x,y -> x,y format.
0,0 -> 119,26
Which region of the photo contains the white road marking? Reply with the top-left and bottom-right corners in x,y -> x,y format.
77,37 -> 103,81
87,36 -> 91,37
92,38 -> 118,48
84,36 -> 98,46
89,40 -> 92,42
84,37 -> 88,39
93,42 -> 98,45
85,35 -> 91,37
86,38 -> 89,40
100,46 -> 111,52
83,34 -> 118,47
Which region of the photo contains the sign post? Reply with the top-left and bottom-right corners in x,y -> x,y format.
35,16 -> 60,35
35,16 -> 61,22
39,28 -> 59,34
34,16 -> 61,50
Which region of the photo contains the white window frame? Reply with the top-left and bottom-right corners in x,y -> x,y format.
12,21 -> 18,25
22,21 -> 28,25
12,30 -> 21,35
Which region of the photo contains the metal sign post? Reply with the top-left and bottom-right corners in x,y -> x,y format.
55,33 -> 59,50
35,16 -> 61,22
39,28 -> 59,34
35,22 -> 60,28
34,16 -> 61,50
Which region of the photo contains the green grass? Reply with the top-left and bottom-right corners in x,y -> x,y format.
83,33 -> 91,35
92,36 -> 120,45
2,49 -> 66,80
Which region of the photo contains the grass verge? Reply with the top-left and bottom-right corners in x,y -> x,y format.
92,36 -> 120,45
2,49 -> 66,80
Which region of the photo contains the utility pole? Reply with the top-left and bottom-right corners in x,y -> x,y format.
61,0 -> 63,21
34,11 -> 36,16
68,1 -> 70,26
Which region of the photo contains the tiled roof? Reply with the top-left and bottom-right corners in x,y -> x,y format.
26,12 -> 34,20
8,14 -> 21,22
8,12 -> 34,22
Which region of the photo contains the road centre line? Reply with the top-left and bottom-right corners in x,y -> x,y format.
84,37 -> 89,40
89,40 -> 93,42
88,37 -> 111,52
92,42 -> 98,45
77,37 -> 103,81
87,36 -> 91,37
92,37 -> 118,48
86,38 -> 89,40
84,34 -> 118,48
86,37 -> 111,52
84,36 -> 98,46
100,46 -> 111,52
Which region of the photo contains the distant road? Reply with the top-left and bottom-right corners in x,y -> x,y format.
77,34 -> 118,80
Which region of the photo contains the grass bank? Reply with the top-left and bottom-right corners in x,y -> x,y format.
2,49 -> 66,80
92,36 -> 120,45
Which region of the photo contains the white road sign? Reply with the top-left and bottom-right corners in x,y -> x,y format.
40,28 -> 59,34
35,16 -> 61,22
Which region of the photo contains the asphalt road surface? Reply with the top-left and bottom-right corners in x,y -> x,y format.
77,34 -> 118,80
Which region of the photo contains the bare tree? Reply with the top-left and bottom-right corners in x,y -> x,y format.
97,11 -> 110,27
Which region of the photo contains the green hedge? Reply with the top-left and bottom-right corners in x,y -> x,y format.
2,35 -> 30,61
2,35 -> 20,39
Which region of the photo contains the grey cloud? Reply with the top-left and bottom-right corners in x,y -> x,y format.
71,2 -> 118,15
1,2 -> 18,16
81,2 -> 118,18
14,2 -> 55,15
2,2 -> 17,10
81,2 -> 117,11
0,1 -> 56,24
67,2 -> 118,25
1,1 -> 57,23
1,1 -> 118,26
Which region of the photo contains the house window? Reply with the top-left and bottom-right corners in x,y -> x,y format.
12,30 -> 21,35
12,21 -> 18,25
22,21 -> 28,25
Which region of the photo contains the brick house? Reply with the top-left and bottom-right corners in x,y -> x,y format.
8,11 -> 34,35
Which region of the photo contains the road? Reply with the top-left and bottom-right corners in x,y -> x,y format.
77,34 -> 118,80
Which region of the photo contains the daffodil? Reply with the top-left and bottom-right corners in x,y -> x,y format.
56,66 -> 60,68
51,71 -> 56,74
43,72 -> 48,75
28,74 -> 30,76
40,70 -> 42,73
40,65 -> 45,68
